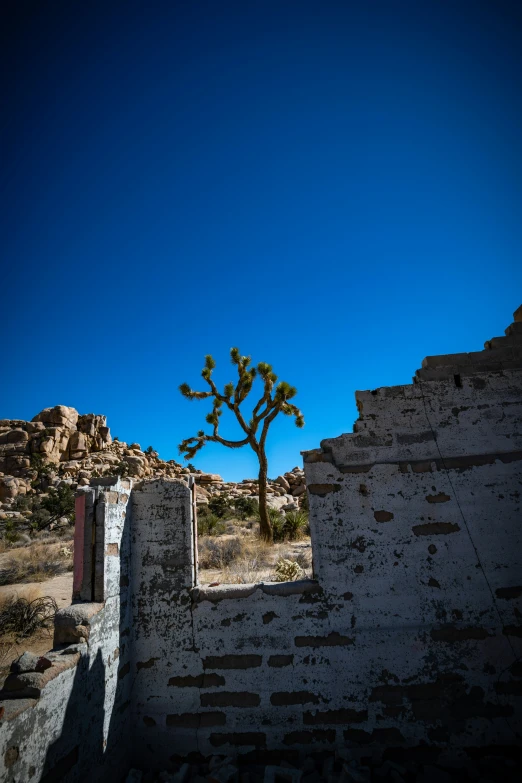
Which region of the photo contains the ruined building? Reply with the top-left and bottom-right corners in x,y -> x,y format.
1,307 -> 521,780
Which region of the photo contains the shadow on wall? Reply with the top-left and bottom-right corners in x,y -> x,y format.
38,487 -> 133,783
40,650 -> 106,783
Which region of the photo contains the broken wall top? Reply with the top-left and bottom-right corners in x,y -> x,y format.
304,305 -> 522,470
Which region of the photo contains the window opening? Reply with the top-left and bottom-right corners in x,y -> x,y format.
193,482 -> 313,587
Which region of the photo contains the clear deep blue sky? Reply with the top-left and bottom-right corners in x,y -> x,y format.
2,0 -> 521,481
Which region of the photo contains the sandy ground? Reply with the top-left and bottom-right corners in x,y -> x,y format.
0,572 -> 73,680
0,572 -> 73,607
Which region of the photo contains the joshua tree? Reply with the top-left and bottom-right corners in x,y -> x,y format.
178,349 -> 304,542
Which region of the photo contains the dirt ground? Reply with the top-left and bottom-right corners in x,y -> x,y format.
0,570 -> 73,681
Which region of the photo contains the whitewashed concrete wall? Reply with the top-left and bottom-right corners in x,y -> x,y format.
1,311 -> 521,778
0,478 -> 133,782
127,312 -> 522,768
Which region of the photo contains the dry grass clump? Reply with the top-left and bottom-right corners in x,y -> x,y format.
198,536 -> 245,570
0,595 -> 57,639
0,543 -> 73,586
198,535 -> 274,583
0,590 -> 57,670
221,539 -> 273,584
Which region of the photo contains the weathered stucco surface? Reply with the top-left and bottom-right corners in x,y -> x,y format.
1,307 -> 521,780
0,479 -> 133,782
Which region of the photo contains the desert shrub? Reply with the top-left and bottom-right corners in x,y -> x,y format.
208,494 -> 233,519
12,495 -> 33,512
0,543 -> 72,585
220,538 -> 272,584
29,454 -> 52,489
222,558 -> 262,584
283,510 -> 309,540
262,507 -> 284,542
4,519 -> 20,545
28,505 -> 51,531
115,461 -> 131,477
197,512 -> 226,537
0,595 -> 57,639
274,558 -> 303,582
29,485 -> 75,531
300,491 -> 309,511
256,508 -> 309,542
198,536 -> 244,569
233,496 -> 259,520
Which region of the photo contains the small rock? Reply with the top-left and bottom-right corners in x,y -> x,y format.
2,671 -> 45,698
60,644 -> 88,655
10,652 -> 39,674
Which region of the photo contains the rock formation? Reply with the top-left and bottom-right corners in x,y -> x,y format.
0,405 -> 306,524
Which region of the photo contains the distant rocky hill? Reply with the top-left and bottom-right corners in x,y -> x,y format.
0,405 -> 306,524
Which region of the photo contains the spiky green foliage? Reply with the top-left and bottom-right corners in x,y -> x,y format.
178,347 -> 304,541
274,558 -> 303,582
197,511 -> 226,537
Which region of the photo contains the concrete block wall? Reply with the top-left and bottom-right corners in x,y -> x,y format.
126,309 -> 521,766
302,310 -> 522,756
1,307 -> 521,780
130,478 -> 197,768
0,478 -> 134,782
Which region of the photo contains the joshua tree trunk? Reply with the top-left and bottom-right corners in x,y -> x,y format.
257,449 -> 272,543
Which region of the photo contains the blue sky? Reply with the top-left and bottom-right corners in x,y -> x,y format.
2,0 -> 521,481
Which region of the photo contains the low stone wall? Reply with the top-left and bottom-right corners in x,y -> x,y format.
0,478 -> 133,783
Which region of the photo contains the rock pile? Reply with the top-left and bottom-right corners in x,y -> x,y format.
0,405 -> 111,478
0,406 -> 307,525
193,467 -> 307,511
0,405 -> 189,522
